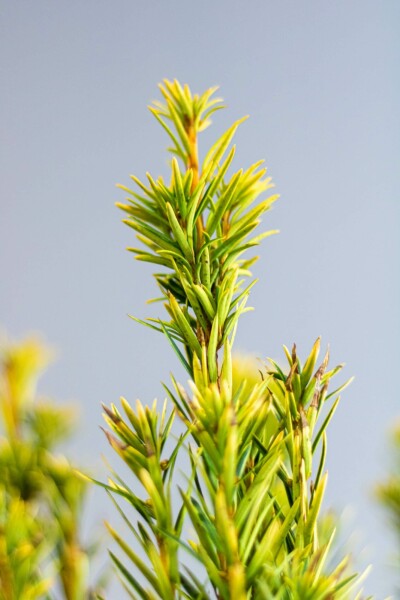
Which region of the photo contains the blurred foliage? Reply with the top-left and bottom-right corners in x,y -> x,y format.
0,336 -> 106,599
101,80 -> 370,599
375,422 -> 400,592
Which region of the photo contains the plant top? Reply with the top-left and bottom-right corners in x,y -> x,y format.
117,79 -> 279,380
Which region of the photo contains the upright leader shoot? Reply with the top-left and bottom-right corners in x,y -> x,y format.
104,80 -> 367,599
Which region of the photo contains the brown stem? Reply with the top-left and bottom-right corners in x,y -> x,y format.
186,119 -> 204,249
187,121 -> 199,189
185,118 -> 222,387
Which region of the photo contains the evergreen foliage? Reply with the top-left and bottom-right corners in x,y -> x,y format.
102,81 -> 369,599
0,337 -> 105,599
375,423 -> 400,594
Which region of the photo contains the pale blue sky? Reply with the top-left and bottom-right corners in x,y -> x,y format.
1,1 -> 399,596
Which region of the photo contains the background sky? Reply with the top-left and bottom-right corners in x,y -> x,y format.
1,1 -> 399,597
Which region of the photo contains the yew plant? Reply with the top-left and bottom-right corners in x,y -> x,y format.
375,423 -> 400,593
102,80 -> 368,599
0,338 -> 105,600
